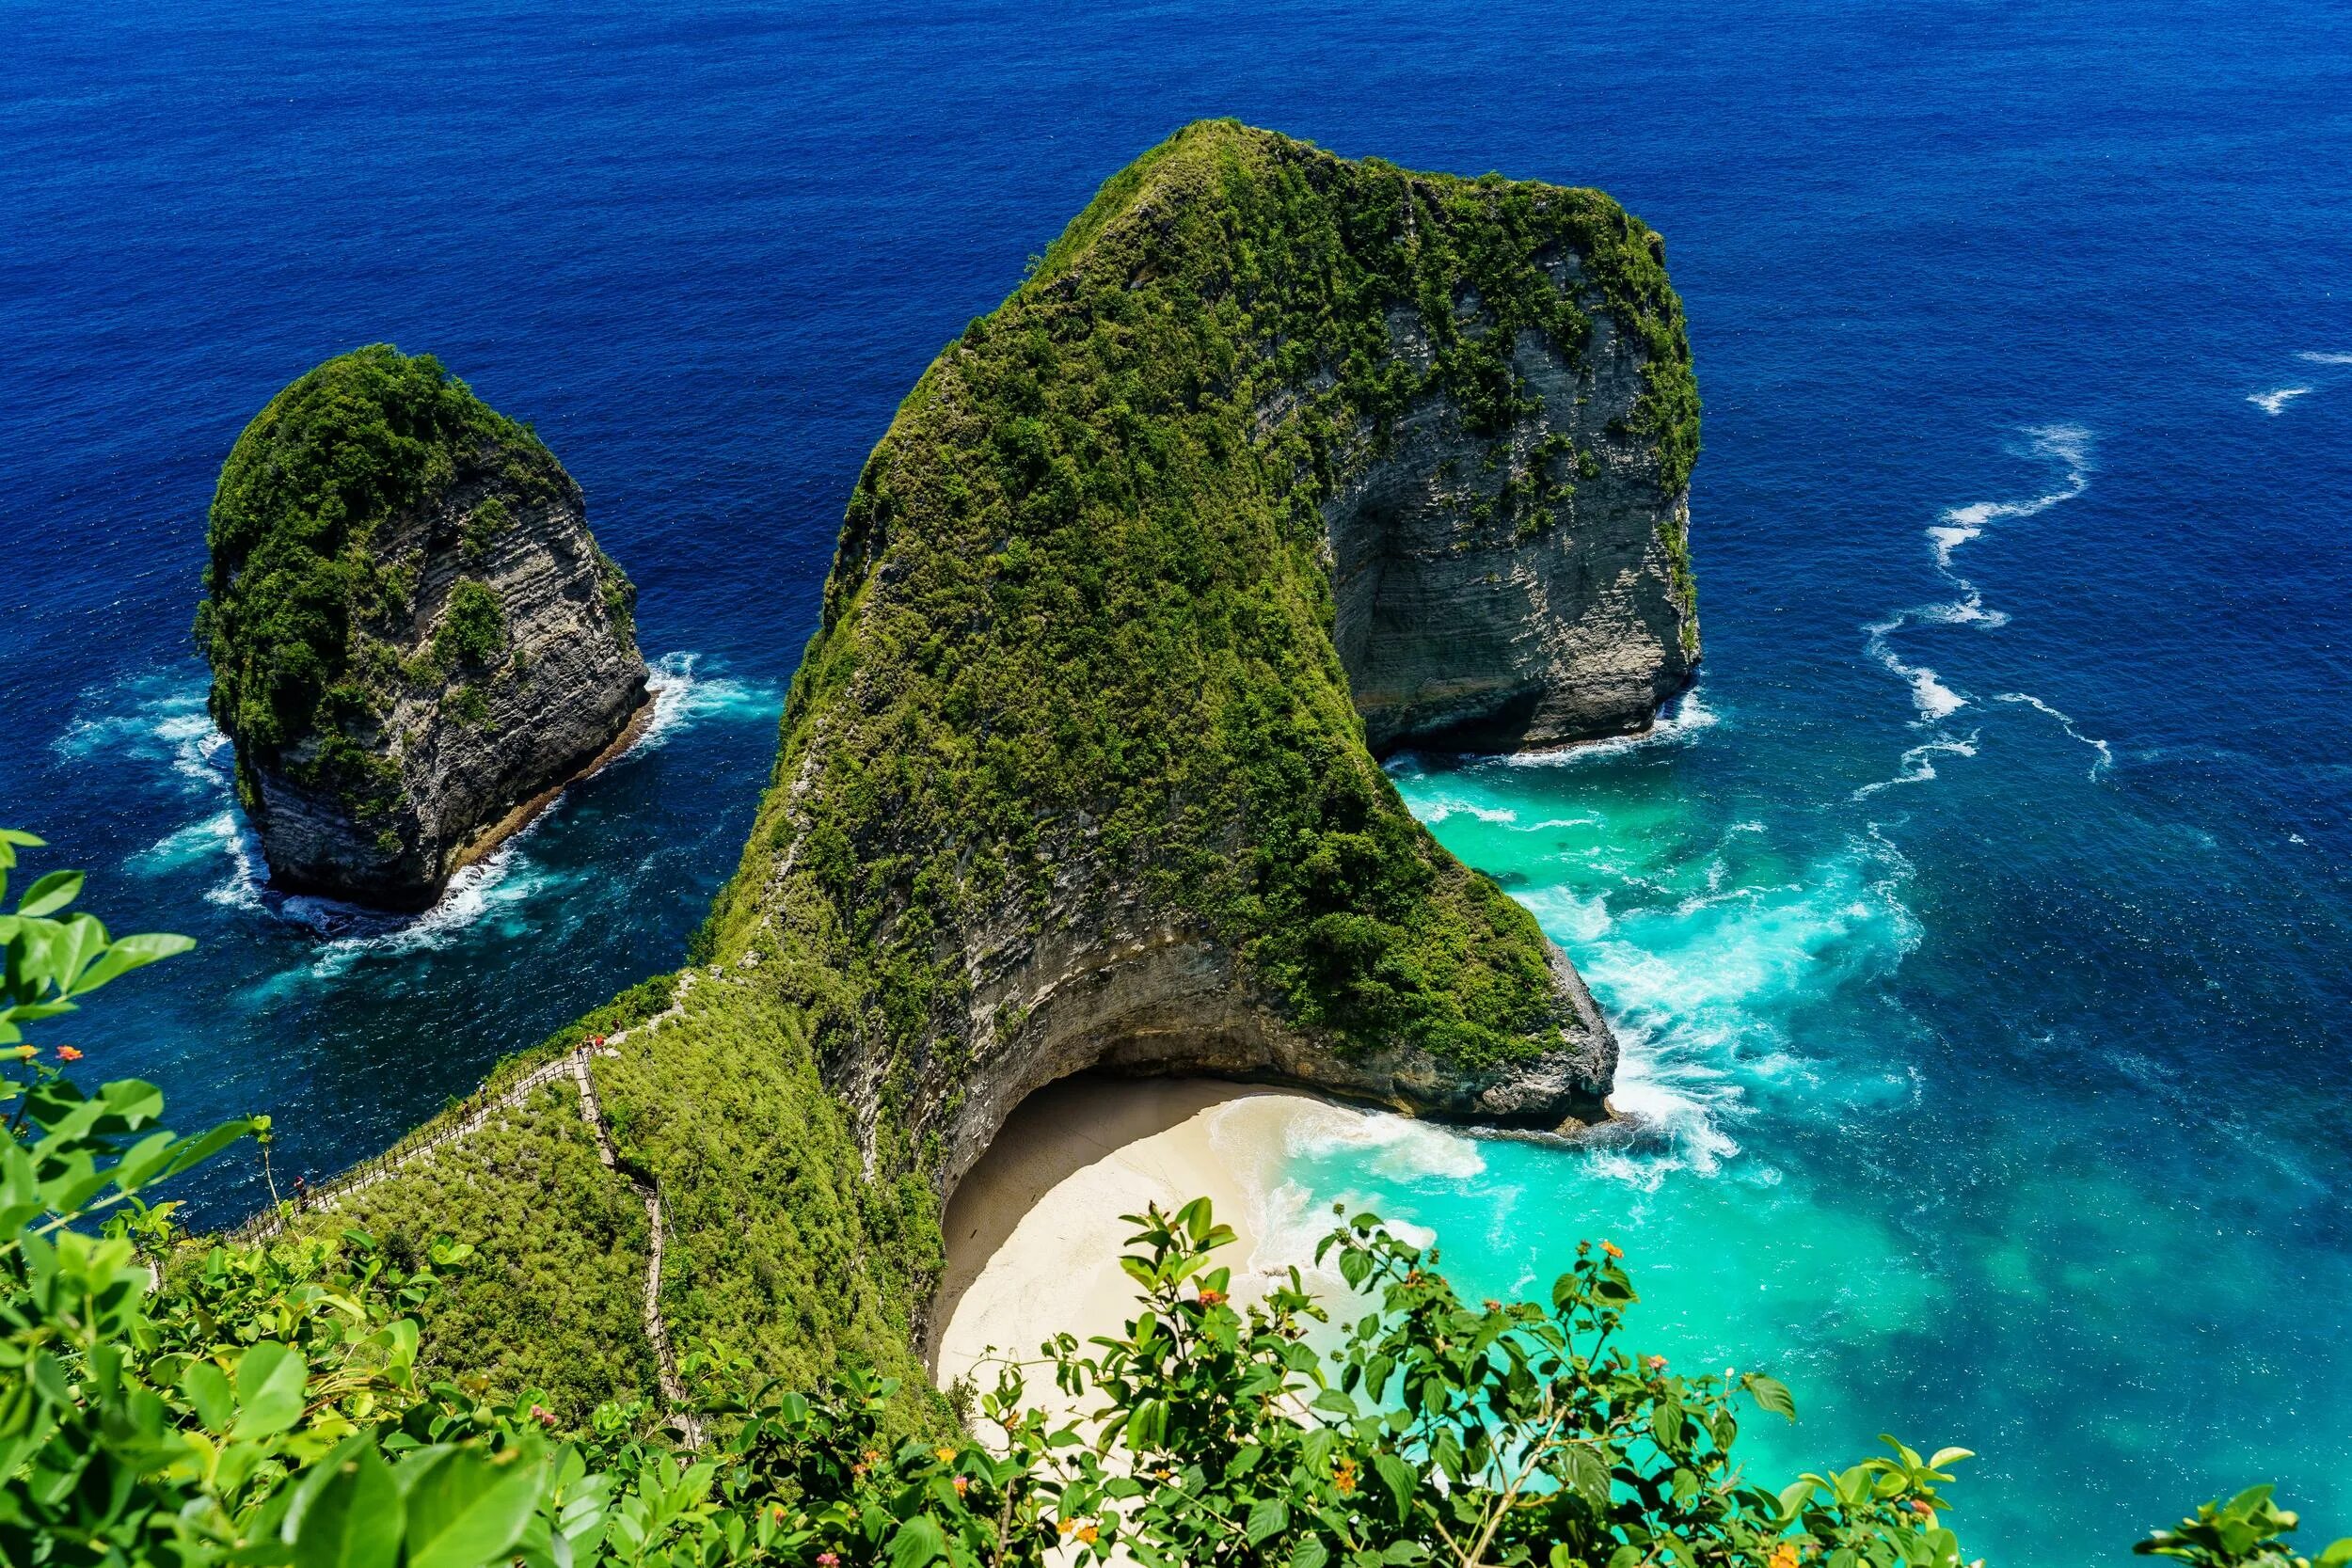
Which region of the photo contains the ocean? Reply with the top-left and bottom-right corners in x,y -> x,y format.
4,2 -> 2349,1560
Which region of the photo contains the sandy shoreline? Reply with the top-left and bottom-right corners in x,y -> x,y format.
930,1076 -> 1328,1412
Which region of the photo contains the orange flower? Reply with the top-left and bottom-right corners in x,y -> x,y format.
1645,1355 -> 1669,1373
1197,1288 -> 1226,1307
56,1046 -> 84,1062
1600,1241 -> 1623,1260
1771,1544 -> 1801,1568
1333,1457 -> 1359,1496
953,1476 -> 970,1497
1075,1525 -> 1099,1544
1909,1499 -> 1935,1518
1482,1298 -> 1502,1311
1059,1521 -> 1078,1536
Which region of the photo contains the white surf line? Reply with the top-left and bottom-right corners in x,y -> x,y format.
1856,424 -> 2091,794
2295,351 -> 2352,365
1994,692 -> 2113,780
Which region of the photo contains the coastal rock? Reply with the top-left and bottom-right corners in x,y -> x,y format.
698,122 -> 1703,1202
197,346 -> 648,911
1331,298 -> 1699,751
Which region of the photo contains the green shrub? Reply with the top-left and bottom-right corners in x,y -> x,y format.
689,124 -> 1698,1203
435,578 -> 507,670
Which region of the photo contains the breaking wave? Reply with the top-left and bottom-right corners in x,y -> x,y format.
2249,387 -> 2312,416
1495,688 -> 1722,767
633,651 -> 781,751
1857,424 -> 2104,792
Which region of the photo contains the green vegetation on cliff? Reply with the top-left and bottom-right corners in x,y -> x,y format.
192,344 -> 580,807
692,121 -> 1698,1163
4,846 -> 2337,1568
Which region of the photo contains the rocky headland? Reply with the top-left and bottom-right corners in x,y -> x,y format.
700,119 -> 1701,1196
255,124 -> 1701,1416
195,345 -> 648,911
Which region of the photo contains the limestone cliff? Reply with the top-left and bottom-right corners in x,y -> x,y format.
196,346 -> 649,911
691,121 -> 1700,1200
1331,290 -> 1699,751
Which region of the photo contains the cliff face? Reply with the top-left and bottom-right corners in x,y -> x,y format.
692,121 -> 1700,1201
1331,295 -> 1698,752
198,347 -> 648,911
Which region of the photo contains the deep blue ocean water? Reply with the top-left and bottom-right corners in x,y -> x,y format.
5,3 -> 2350,1560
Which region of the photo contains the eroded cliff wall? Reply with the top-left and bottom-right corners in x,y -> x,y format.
198,347 -> 648,910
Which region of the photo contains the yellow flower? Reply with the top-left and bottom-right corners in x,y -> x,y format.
935,1446 -> 958,1463
1771,1544 -> 1801,1568
1601,1241 -> 1623,1260
1076,1525 -> 1099,1544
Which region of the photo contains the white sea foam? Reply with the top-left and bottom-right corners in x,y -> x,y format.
52,678 -> 232,794
1862,616 -> 1968,722
1493,687 -> 1721,768
67,651 -> 772,957
2294,351 -> 2352,365
1852,733 -> 1979,800
288,842 -> 576,976
1418,799 -> 1519,826
1279,1101 -> 1489,1182
633,651 -> 781,751
2249,387 -> 2312,416
1859,423 -> 2092,768
1994,691 -> 2113,780
1570,832 -> 1919,1187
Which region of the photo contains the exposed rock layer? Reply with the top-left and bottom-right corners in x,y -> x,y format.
249,469 -> 649,909
1333,304 -> 1699,752
199,348 -> 648,911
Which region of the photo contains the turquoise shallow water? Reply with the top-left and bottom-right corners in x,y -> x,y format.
6,3 -> 2351,1563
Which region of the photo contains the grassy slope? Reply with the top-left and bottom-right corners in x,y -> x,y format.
230,122 -> 1697,1430
286,1084 -> 658,1425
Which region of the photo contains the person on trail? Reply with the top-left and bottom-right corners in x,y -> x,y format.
292,1174 -> 309,1210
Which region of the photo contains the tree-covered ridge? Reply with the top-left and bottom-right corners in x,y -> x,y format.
696,121 -> 1696,1151
192,344 -> 581,803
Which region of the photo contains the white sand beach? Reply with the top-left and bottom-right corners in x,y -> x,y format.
930,1076 -> 1331,1419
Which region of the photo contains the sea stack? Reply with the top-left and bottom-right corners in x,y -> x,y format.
195,345 -> 649,911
